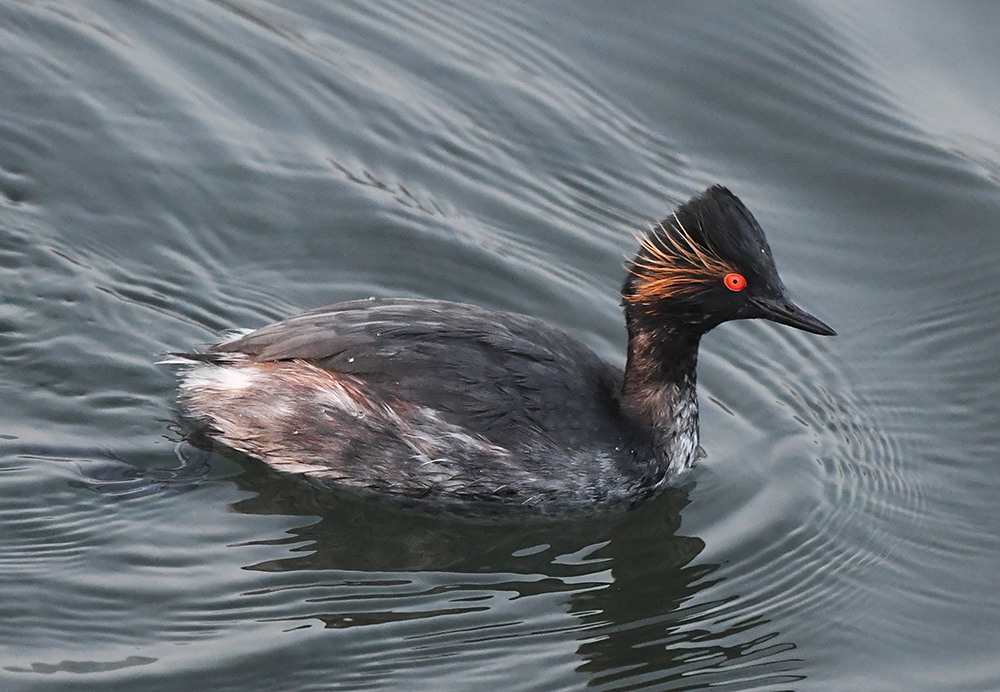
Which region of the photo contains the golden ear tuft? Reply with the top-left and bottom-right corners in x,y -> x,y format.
625,212 -> 738,305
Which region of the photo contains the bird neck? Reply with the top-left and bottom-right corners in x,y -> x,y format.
623,316 -> 702,402
621,315 -> 704,480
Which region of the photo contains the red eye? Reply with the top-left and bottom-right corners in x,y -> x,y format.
724,272 -> 747,292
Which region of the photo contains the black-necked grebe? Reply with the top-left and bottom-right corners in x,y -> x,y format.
170,186 -> 835,511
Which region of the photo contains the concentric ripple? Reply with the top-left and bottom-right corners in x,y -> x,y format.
690,321 -> 913,650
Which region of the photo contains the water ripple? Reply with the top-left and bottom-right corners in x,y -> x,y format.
694,322 -> 912,649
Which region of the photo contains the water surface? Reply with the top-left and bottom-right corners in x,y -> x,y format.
1,1 -> 999,690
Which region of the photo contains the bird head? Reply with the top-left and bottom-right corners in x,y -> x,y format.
622,186 -> 835,337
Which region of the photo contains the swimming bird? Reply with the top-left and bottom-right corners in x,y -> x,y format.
169,186 -> 835,511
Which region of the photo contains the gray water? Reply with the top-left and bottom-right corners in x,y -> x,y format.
2,2 -> 999,690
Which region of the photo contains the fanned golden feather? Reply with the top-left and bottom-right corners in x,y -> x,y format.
625,212 -> 737,305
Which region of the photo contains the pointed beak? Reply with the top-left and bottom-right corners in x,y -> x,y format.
752,296 -> 837,336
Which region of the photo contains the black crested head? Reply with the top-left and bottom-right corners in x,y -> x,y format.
622,185 -> 835,337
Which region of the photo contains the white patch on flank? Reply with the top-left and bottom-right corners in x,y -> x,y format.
182,363 -> 259,393
315,383 -> 370,418
264,459 -> 339,476
401,407 -> 511,466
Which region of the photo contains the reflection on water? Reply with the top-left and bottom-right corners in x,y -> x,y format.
59,443 -> 807,690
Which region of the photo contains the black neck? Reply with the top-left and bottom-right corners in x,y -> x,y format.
622,312 -> 703,414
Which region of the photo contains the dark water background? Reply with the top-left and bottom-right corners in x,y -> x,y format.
2,1 -> 999,690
